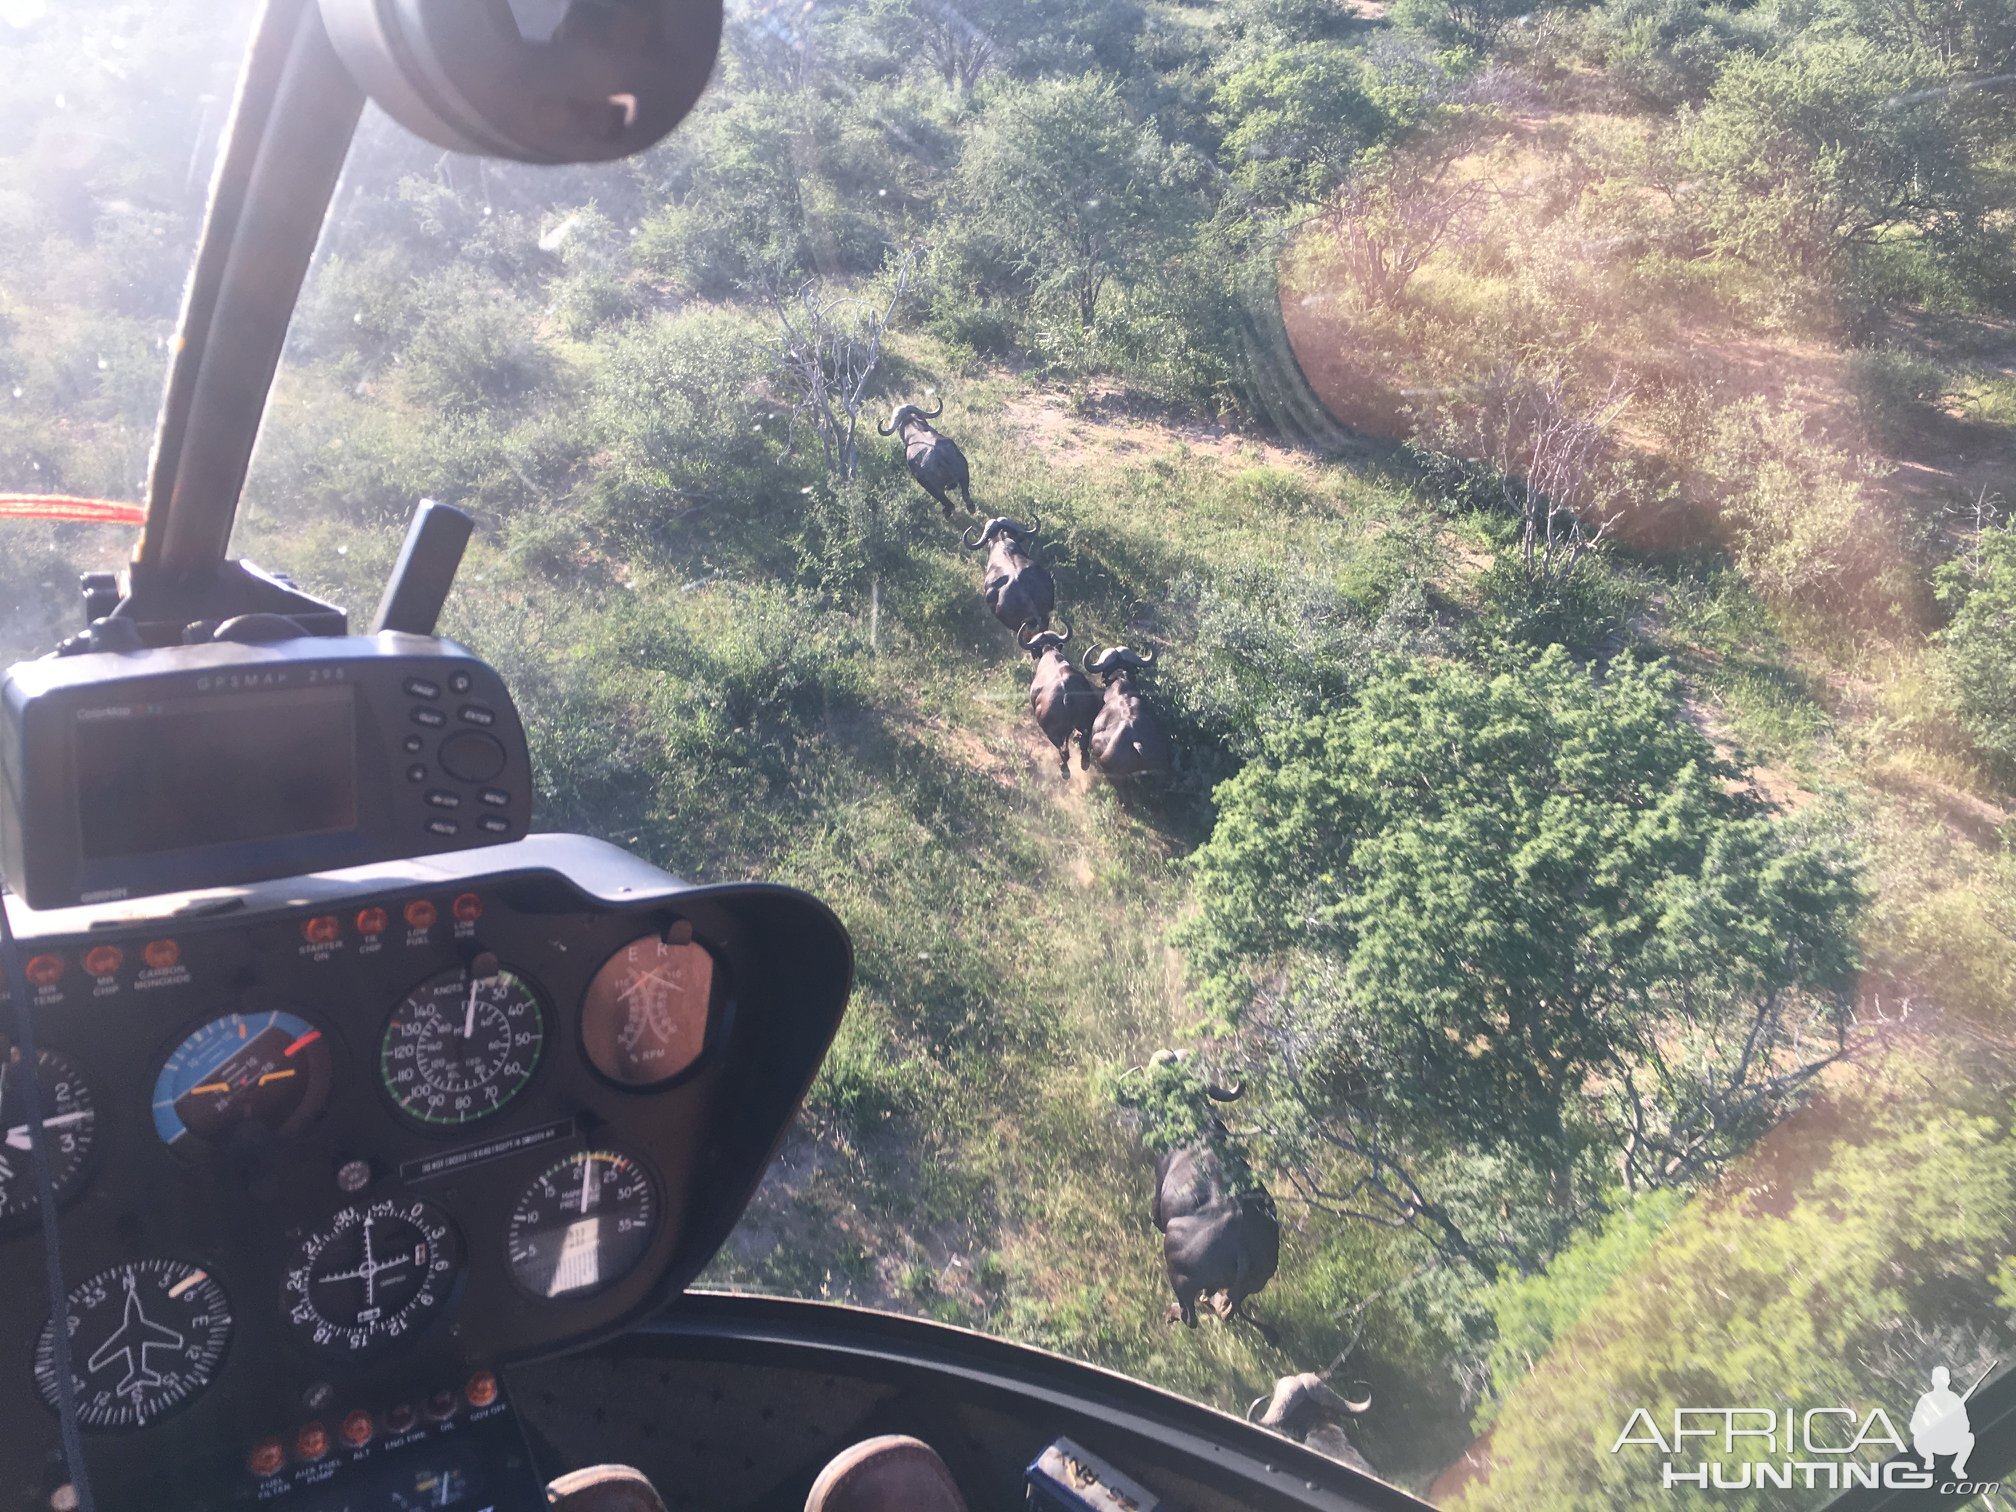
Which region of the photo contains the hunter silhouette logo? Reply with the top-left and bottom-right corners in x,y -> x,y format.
1910,1364 -> 1988,1478
1608,1359 -> 2002,1494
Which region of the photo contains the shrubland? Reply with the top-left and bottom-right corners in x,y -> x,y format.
4,0 -> 2016,1501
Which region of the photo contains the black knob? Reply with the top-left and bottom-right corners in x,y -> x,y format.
438,730 -> 506,784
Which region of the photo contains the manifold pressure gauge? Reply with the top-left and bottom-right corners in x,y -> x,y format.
282,1197 -> 462,1358
506,1149 -> 658,1300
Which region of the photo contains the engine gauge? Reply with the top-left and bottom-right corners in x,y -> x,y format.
580,933 -> 724,1087
0,1039 -> 97,1222
282,1196 -> 461,1358
151,1010 -> 332,1154
380,963 -> 545,1128
505,1149 -> 659,1300
34,1260 -> 232,1430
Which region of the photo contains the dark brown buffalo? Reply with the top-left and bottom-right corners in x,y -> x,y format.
1247,1375 -> 1377,1476
877,398 -> 973,517
1018,619 -> 1098,778
963,514 -> 1055,633
1152,1142 -> 1280,1334
1083,644 -> 1172,777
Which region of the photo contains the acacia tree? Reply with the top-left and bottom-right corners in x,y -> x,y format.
1436,367 -> 1632,589
1328,137 -> 1489,308
765,247 -> 921,480
1682,39 -> 1983,274
954,74 -> 1193,329
1178,648 -> 1866,1275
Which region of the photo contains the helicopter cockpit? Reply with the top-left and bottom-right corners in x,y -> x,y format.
0,4 -> 1419,1510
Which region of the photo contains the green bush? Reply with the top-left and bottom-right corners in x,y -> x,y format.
397,274 -> 554,418
1935,524 -> 2016,778
1846,344 -> 1953,444
1470,554 -> 1627,657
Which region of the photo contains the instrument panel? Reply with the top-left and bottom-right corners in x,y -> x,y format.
0,835 -> 852,1512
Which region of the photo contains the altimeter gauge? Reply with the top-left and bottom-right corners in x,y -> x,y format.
579,932 -> 724,1088
505,1149 -> 659,1300
0,1039 -> 97,1221
282,1196 -> 462,1358
34,1260 -> 233,1430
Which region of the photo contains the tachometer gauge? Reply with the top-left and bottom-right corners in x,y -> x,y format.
282,1196 -> 461,1358
505,1149 -> 658,1300
579,933 -> 723,1087
151,1010 -> 332,1153
0,1040 -> 97,1222
34,1260 -> 232,1430
379,963 -> 545,1127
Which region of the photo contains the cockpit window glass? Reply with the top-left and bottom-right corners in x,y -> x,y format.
0,0 -> 257,661
11,0 -> 2016,1502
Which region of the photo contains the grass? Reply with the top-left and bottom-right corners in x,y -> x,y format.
239,362 -> 1472,1480
227,323 -> 2016,1497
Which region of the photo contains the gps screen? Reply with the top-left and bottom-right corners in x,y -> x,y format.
75,685 -> 359,860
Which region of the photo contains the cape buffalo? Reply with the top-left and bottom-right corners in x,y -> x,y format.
1248,1375 -> 1377,1476
877,397 -> 973,517
1019,618 -> 1098,778
1153,1140 -> 1280,1334
1083,644 -> 1172,777
963,514 -> 1055,633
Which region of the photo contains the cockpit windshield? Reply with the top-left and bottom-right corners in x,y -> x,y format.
7,0 -> 2016,1506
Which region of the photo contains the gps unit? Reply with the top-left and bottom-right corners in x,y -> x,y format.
0,634 -> 532,910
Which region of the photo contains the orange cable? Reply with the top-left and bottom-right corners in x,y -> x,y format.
0,495 -> 146,525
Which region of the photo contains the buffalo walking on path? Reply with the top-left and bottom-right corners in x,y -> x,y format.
878,398 -> 974,517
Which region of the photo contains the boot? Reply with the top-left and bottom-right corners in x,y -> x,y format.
547,1465 -> 669,1512
804,1435 -> 969,1512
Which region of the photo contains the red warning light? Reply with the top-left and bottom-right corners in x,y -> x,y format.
355,907 -> 389,937
246,1440 -> 285,1478
82,945 -> 123,978
451,892 -> 483,924
24,955 -> 63,988
142,939 -> 180,972
302,916 -> 340,946
403,899 -> 437,931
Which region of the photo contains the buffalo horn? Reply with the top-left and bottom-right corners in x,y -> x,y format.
1205,1080 -> 1245,1103
961,523 -> 987,550
876,410 -> 896,436
1246,1395 -> 1272,1424
921,395 -> 943,418
1018,622 -> 1040,649
1082,644 -> 1111,675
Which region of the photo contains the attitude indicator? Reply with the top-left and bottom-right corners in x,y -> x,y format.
151,1010 -> 333,1153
